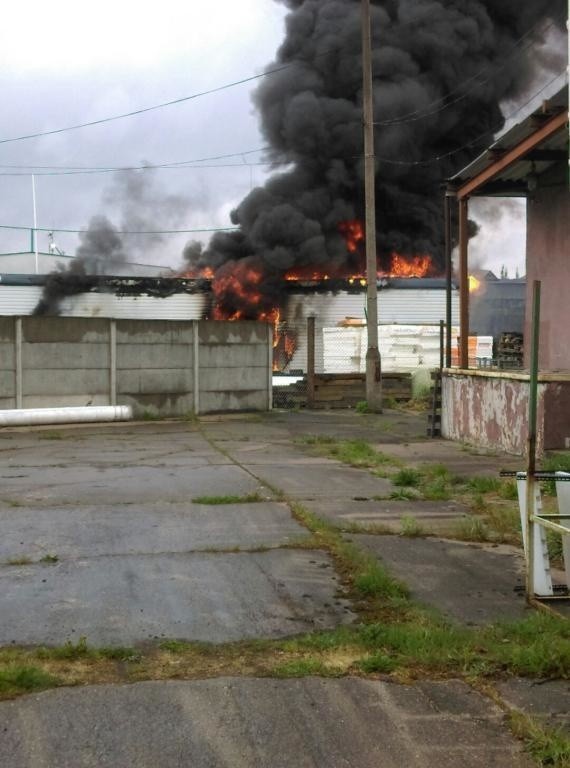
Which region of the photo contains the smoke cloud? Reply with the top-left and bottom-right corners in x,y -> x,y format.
184,0 -> 567,318
35,170 -> 194,314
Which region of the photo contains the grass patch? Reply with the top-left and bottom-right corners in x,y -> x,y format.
273,658 -> 342,678
509,711 -> 570,767
389,488 -> 418,501
453,516 -> 491,542
358,653 -> 397,673
468,476 -> 502,494
423,464 -> 452,481
482,614 -> 570,678
38,636 -> 91,660
400,515 -> 424,537
290,501 -> 409,605
392,468 -> 423,488
5,556 -> 32,566
192,493 -> 264,505
297,436 -> 400,470
353,564 -> 409,600
38,431 -> 64,440
547,530 -> 565,564
355,401 -> 369,414
40,554 -> 59,564
0,665 -> 59,695
422,477 -> 452,501
36,637 -> 140,663
483,504 -> 521,543
499,480 -> 519,500
542,451 -> 570,495
0,613 -> 568,702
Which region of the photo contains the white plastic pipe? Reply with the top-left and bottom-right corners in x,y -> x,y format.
0,405 -> 133,427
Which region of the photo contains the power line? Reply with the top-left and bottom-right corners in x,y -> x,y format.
373,15 -> 562,127
0,146 -> 271,173
0,42 -> 343,147
0,64 -> 296,145
0,224 -> 240,235
374,70 -> 567,167
0,162 -> 272,178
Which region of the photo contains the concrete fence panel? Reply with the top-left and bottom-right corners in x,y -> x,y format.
1,316 -> 271,417
0,318 -> 16,409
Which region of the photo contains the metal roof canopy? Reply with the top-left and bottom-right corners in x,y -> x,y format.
449,85 -> 568,200
446,84 -> 568,369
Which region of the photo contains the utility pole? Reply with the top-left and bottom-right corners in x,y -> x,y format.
361,0 -> 382,411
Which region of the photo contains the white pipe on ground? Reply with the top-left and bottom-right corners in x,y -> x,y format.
0,405 -> 133,427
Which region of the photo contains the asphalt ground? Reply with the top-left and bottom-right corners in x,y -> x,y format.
0,410 -> 561,767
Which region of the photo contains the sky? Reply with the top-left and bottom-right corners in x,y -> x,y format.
0,0 -> 558,277
0,0 -> 288,267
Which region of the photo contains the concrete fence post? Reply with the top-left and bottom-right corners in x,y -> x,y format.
267,323 -> 273,411
307,316 -> 316,408
15,317 -> 23,408
109,319 -> 117,406
193,320 -> 200,415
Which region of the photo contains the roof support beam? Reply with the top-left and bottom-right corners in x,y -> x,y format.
456,111 -> 568,200
459,197 -> 470,369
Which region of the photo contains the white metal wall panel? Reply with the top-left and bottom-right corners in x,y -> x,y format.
61,293 -> 206,320
0,287 -> 206,320
0,286 -> 42,315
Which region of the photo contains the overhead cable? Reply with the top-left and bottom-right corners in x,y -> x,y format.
374,70 -> 567,167
0,224 -> 240,235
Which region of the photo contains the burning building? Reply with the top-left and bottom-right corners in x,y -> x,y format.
182,0 -> 567,327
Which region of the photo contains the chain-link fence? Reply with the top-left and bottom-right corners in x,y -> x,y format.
271,319 -> 308,409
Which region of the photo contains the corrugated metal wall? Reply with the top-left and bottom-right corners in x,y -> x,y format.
0,287 -> 206,320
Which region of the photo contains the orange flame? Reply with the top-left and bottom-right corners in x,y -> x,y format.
468,275 -> 481,293
338,220 -> 364,253
382,253 -> 434,278
181,265 -> 215,279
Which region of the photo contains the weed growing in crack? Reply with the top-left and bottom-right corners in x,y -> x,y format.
0,665 -> 59,695
453,516 -> 491,542
192,493 -> 265,505
400,516 -> 424,538
392,468 -> 423,488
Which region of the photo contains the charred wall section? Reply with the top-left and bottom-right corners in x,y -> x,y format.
0,317 -> 271,416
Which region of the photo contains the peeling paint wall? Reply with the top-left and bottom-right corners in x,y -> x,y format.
441,372 -> 545,456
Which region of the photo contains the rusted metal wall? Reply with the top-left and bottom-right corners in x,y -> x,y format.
525,167 -> 570,370
441,371 -> 546,456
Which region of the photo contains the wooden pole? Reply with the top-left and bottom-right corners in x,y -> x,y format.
362,0 -> 382,411
459,197 -> 469,369
444,188 -> 453,367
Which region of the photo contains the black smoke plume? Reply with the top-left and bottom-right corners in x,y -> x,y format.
34,170 -> 192,315
34,216 -> 125,315
184,0 -> 567,318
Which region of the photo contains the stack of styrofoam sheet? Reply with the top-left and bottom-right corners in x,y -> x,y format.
322,325 -> 460,374
322,327 -> 363,373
